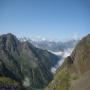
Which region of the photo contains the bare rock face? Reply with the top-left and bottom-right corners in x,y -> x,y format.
45,34 -> 90,90
0,33 -> 59,90
70,34 -> 90,73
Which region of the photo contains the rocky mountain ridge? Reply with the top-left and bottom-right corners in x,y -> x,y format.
45,34 -> 90,90
0,33 -> 60,90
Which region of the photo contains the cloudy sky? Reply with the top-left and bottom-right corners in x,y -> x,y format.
0,0 -> 90,40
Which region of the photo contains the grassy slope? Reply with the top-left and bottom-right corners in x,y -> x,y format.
45,34 -> 90,90
0,76 -> 25,90
45,68 -> 71,90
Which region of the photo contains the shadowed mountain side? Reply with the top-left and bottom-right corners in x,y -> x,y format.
0,33 -> 60,90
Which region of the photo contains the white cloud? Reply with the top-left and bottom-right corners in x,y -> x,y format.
51,48 -> 73,74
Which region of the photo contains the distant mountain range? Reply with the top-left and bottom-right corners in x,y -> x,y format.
31,39 -> 78,52
20,37 -> 78,52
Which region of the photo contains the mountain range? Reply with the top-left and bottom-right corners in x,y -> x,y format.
20,37 -> 78,52
0,33 -> 60,90
0,33 -> 90,90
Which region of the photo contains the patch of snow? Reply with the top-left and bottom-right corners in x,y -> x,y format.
23,77 -> 30,87
51,67 -> 57,74
31,36 -> 47,42
19,37 -> 28,42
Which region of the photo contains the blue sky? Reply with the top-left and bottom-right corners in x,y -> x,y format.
0,0 -> 90,40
